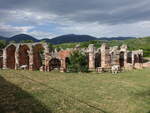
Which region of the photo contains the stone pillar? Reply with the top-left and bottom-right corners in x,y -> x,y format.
124,51 -> 128,67
29,46 -> 34,71
88,44 -> 95,70
101,43 -> 111,68
43,43 -> 50,71
3,48 -> 7,69
131,52 -> 135,66
15,46 -> 19,70
120,44 -> 128,68
60,59 -> 66,72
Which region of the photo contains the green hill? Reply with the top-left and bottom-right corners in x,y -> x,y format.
0,36 -> 150,57
54,37 -> 150,57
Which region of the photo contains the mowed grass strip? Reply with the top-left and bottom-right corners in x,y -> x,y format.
0,68 -> 150,113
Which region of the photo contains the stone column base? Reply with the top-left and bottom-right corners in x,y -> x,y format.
96,67 -> 103,73
60,67 -> 66,72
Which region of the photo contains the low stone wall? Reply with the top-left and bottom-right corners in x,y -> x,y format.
143,62 -> 150,68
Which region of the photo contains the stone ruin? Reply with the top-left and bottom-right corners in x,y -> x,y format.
0,42 -> 145,72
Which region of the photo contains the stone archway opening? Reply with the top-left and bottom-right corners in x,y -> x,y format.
119,52 -> 124,67
95,53 -> 101,68
127,52 -> 132,63
6,45 -> 16,69
134,54 -> 139,63
49,58 -> 61,71
18,45 -> 30,69
110,52 -> 115,65
138,54 -> 143,63
33,44 -> 45,70
65,57 -> 70,70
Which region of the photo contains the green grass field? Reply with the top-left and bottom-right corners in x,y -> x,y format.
0,68 -> 150,113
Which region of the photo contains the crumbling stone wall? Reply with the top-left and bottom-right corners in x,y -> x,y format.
2,42 -> 144,72
2,42 -> 49,71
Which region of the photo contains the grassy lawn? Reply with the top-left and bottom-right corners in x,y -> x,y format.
0,68 -> 150,113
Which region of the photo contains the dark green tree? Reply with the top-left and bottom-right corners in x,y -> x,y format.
67,50 -> 88,72
21,40 -> 34,43
0,40 -> 7,49
48,43 -> 54,52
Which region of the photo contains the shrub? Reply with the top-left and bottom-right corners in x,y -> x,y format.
67,50 -> 88,72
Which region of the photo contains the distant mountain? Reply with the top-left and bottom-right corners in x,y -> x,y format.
48,34 -> 97,44
0,36 -> 8,41
0,33 -> 136,44
8,34 -> 39,42
40,38 -> 51,43
99,37 -> 135,41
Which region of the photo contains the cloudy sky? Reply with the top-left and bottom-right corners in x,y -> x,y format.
0,0 -> 150,39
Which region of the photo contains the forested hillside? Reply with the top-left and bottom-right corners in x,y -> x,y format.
0,36 -> 150,57
54,37 -> 150,57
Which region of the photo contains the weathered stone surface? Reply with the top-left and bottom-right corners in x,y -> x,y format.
101,43 -> 111,68
2,42 -> 145,72
88,44 -> 95,70
6,44 -> 16,69
143,62 -> 150,68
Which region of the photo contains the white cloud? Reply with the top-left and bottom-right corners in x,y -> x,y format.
58,21 -> 150,37
28,30 -> 58,39
0,9 -> 58,25
0,0 -> 150,38
0,23 -> 34,37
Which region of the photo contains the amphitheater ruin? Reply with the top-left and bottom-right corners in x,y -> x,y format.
0,42 -> 144,72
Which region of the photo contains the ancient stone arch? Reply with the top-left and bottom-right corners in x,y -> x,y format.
127,52 -> 132,63
5,44 -> 16,69
119,51 -> 125,67
49,58 -> 61,71
18,44 -> 30,69
95,52 -> 101,68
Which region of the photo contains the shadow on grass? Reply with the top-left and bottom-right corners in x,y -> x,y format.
0,75 -> 52,113
134,89 -> 150,113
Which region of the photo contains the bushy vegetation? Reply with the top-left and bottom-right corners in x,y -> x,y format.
0,40 -> 7,49
21,40 -> 34,43
67,50 -> 88,72
53,37 -> 150,57
0,36 -> 150,57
